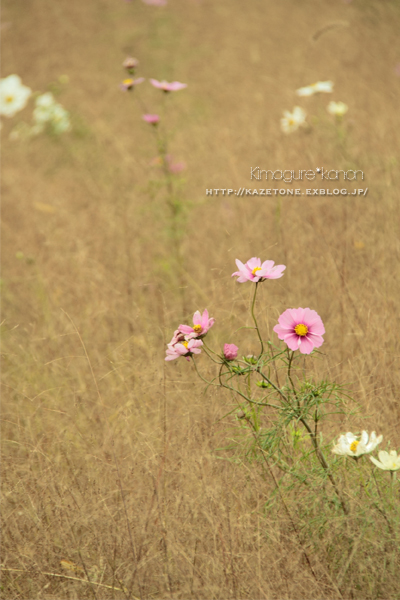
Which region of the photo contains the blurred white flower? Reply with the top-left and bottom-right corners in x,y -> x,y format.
51,104 -> 71,133
0,74 -> 32,117
370,450 -> 400,471
332,431 -> 383,457
32,92 -> 71,134
327,101 -> 348,117
35,92 -> 56,109
280,106 -> 306,134
296,81 -> 333,97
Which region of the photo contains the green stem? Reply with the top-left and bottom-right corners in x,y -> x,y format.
256,368 -> 289,405
251,282 -> 264,356
299,417 -> 349,515
191,356 -> 219,386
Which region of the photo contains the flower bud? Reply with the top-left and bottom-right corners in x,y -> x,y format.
123,57 -> 139,73
224,343 -> 238,361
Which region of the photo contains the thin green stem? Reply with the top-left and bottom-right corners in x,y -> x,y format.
191,356 -> 219,386
299,417 -> 349,515
256,368 -> 290,405
251,282 -> 264,356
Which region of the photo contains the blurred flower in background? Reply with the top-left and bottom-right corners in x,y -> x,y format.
120,77 -> 144,91
0,74 -> 32,118
142,113 -> 160,125
150,79 -> 187,92
296,81 -> 333,96
280,106 -> 306,133
32,92 -> 71,134
142,0 -> 168,6
327,101 -> 348,117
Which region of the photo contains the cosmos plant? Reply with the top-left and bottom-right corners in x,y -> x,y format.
164,258 -> 394,514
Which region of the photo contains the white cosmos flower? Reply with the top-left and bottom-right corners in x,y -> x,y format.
327,101 -> 348,117
33,93 -> 71,134
0,74 -> 32,118
280,106 -> 306,134
370,450 -> 400,472
296,81 -> 333,97
332,431 -> 383,457
35,92 -> 56,109
51,104 -> 71,133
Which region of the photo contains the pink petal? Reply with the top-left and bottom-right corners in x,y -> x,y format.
273,324 -> 287,339
261,260 -> 274,271
299,337 -> 315,354
268,265 -> 286,278
201,309 -> 209,328
246,257 -> 261,270
178,324 -> 194,335
289,308 -> 305,323
174,343 -> 188,355
307,334 -> 324,348
191,347 -> 202,355
278,309 -> 297,329
284,333 -> 302,351
192,311 -> 202,326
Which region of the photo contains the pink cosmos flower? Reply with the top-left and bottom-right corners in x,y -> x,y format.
167,157 -> 186,174
142,0 -> 167,5
150,154 -> 185,174
232,258 -> 286,283
178,309 -> 215,339
165,338 -> 203,362
273,308 -> 325,355
224,344 -> 238,361
150,79 -> 187,92
120,77 -> 145,91
142,113 -> 160,125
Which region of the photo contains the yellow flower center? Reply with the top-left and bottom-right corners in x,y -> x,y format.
6,95 -> 14,103
193,324 -> 203,334
294,323 -> 308,337
252,267 -> 262,275
350,440 -> 359,453
123,79 -> 133,86
182,341 -> 189,349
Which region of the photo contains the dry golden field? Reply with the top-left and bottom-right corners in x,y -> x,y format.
2,0 -> 400,598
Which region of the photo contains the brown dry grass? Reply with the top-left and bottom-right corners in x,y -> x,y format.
2,0 -> 400,598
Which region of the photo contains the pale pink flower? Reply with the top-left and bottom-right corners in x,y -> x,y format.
165,338 -> 203,361
142,113 -> 160,125
178,309 -> 215,339
123,57 -> 139,71
224,344 -> 238,361
167,157 -> 186,174
120,77 -> 145,91
142,0 -> 167,5
150,79 -> 187,92
273,308 -> 325,354
232,257 -> 286,283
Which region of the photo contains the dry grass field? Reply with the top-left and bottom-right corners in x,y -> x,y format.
2,0 -> 400,598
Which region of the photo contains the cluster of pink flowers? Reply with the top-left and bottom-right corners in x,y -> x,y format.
165,257 -> 326,362
165,310 -> 214,361
120,71 -> 187,96
231,257 -> 325,355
